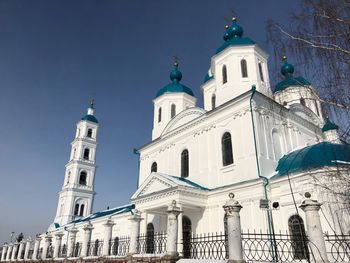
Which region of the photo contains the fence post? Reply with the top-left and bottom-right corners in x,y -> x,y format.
17,240 -> 25,260
223,193 -> 245,263
53,232 -> 64,259
300,192 -> 329,263
41,234 -> 52,260
32,236 -> 41,260
103,218 -> 115,257
5,244 -> 12,261
1,244 -> 8,261
166,200 -> 182,257
24,237 -> 32,260
128,209 -> 143,255
11,242 -> 19,261
81,222 -> 93,258
67,226 -> 78,258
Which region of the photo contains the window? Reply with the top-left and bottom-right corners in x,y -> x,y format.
288,215 -> 309,260
211,94 -> 216,110
79,204 -> 85,216
272,130 -> 283,160
315,101 -> 320,116
146,223 -> 155,254
151,162 -> 157,173
171,104 -> 176,118
222,65 -> 227,84
258,62 -> 264,82
87,129 -> 93,138
300,98 -> 306,106
241,59 -> 248,78
83,148 -> 90,160
112,237 -> 119,255
74,204 -> 79,216
158,108 -> 162,123
79,171 -> 87,185
181,149 -> 189,178
222,132 -> 234,166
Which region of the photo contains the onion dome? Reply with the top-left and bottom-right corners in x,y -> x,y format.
274,56 -> 310,93
81,100 -> 98,123
216,17 -> 255,54
156,63 -> 194,98
322,118 -> 339,132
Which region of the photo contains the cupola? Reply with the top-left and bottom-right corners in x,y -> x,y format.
81,100 -> 98,123
322,118 -> 341,144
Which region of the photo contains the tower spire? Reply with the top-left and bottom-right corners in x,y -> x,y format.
87,99 -> 95,116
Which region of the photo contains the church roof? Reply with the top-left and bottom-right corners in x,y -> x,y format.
274,142 -> 350,177
322,118 -> 339,132
81,114 -> 98,123
203,73 -> 214,83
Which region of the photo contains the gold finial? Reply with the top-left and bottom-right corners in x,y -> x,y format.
282,55 -> 287,61
232,17 -> 237,22
225,25 -> 229,29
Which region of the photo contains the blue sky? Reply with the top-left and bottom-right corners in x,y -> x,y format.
0,0 -> 302,243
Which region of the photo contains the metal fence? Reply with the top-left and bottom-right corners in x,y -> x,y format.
71,242 -> 81,257
87,240 -> 103,257
137,232 -> 167,254
27,248 -> 34,259
58,244 -> 67,258
46,245 -> 54,258
109,236 -> 130,256
37,248 -> 43,259
324,233 -> 350,262
187,232 -> 227,260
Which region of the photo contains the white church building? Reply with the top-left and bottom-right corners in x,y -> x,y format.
2,17 -> 350,262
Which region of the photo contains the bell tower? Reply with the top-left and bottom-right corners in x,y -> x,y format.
52,101 -> 99,227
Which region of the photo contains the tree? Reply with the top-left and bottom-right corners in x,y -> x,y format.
267,0 -> 350,142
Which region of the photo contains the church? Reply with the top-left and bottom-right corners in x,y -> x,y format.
2,17 -> 350,261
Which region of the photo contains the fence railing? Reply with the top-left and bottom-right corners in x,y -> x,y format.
46,245 -> 54,258
137,232 -> 167,254
109,236 -> 130,256
37,248 -> 43,259
187,232 -> 227,260
27,249 -> 34,259
58,244 -> 67,258
71,242 -> 81,257
324,233 -> 350,262
87,240 -> 103,257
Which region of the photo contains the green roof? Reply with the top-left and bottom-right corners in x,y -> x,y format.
216,37 -> 255,54
274,142 -> 350,177
203,73 -> 214,83
81,114 -> 98,123
322,118 -> 339,132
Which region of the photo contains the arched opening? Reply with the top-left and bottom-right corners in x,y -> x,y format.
87,129 -> 93,138
158,108 -> 162,123
79,204 -> 85,216
222,132 -> 234,166
258,62 -> 264,81
222,65 -> 227,84
151,162 -> 157,173
181,149 -> 189,178
79,171 -> 87,185
182,216 -> 192,259
146,223 -> 155,254
288,215 -> 309,260
241,59 -> 248,78
93,239 -> 99,256
83,148 -> 90,160
73,242 -> 80,257
74,203 -> 79,216
272,130 -> 283,160
211,94 -> 216,110
112,237 -> 119,255
171,104 -> 176,118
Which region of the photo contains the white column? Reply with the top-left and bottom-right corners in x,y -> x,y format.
223,193 -> 245,263
177,204 -> 183,255
81,222 -> 93,258
24,237 -> 32,260
1,244 -> 8,261
128,210 -> 143,255
300,192 -> 329,263
53,233 -> 64,259
5,244 -> 12,261
41,234 -> 52,259
166,200 -> 182,257
11,242 -> 19,261
67,226 -> 78,258
17,241 -> 25,260
102,218 -> 115,256
32,237 -> 41,260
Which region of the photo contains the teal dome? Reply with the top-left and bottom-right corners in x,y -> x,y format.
322,118 -> 339,132
281,62 -> 294,76
82,114 -> 98,123
156,63 -> 194,98
274,142 -> 350,177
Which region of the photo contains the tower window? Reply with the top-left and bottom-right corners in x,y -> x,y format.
211,94 -> 216,110
83,148 -> 90,160
151,162 -> 157,173
222,132 -> 234,166
87,129 -> 93,138
79,171 -> 87,185
79,204 -> 85,216
222,65 -> 227,84
240,59 -> 248,78
300,98 -> 306,106
171,104 -> 176,118
181,149 -> 189,178
158,108 -> 162,123
258,62 -> 264,82
74,204 -> 79,216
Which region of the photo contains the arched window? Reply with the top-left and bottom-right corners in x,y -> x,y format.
181,149 -> 189,178
87,129 -> 93,138
79,171 -> 87,185
182,216 -> 192,258
240,59 -> 248,78
83,148 -> 90,160
272,130 -> 283,160
222,65 -> 227,84
146,223 -> 155,254
288,215 -> 309,260
151,162 -> 157,173
222,132 -> 234,166
74,204 -> 79,216
93,239 -> 99,256
300,97 -> 306,106
158,108 -> 162,123
258,62 -> 264,81
112,237 -> 119,255
79,204 -> 85,216
211,94 -> 216,110
171,104 -> 176,118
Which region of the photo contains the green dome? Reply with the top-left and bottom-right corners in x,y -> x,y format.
82,114 -> 98,123
322,118 -> 339,132
281,62 -> 294,76
156,63 -> 194,98
274,142 -> 350,177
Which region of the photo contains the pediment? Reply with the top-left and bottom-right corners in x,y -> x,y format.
162,107 -> 206,135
